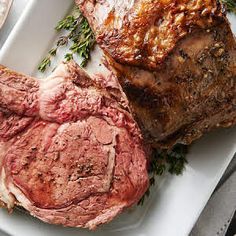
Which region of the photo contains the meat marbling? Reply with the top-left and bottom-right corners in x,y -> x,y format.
77,0 -> 236,148
0,62 -> 149,229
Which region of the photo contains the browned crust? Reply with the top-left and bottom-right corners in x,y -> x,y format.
78,0 -> 225,70
105,18 -> 236,148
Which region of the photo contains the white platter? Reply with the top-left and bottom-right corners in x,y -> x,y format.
0,0 -> 12,29
0,1 -> 235,236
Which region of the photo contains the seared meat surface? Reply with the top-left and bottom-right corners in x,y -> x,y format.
78,0 -> 223,70
0,62 -> 148,229
77,0 -> 236,148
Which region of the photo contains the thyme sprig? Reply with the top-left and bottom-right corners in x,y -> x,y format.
38,7 -> 95,72
138,144 -> 188,205
221,0 -> 236,13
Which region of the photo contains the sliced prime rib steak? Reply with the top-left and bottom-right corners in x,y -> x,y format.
77,0 -> 236,148
0,62 -> 149,229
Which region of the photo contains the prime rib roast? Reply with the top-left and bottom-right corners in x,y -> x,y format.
77,0 -> 236,148
0,62 -> 149,229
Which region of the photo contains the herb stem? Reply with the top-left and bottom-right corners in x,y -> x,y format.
138,144 -> 188,205
221,0 -> 236,13
38,7 -> 95,72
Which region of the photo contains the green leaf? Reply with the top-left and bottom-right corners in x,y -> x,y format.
138,144 -> 188,206
49,48 -> 57,56
64,53 -> 73,61
221,0 -> 236,13
55,15 -> 77,31
38,56 -> 51,72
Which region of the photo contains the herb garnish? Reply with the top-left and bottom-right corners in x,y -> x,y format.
138,144 -> 188,205
38,7 -> 95,72
221,0 -> 236,13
